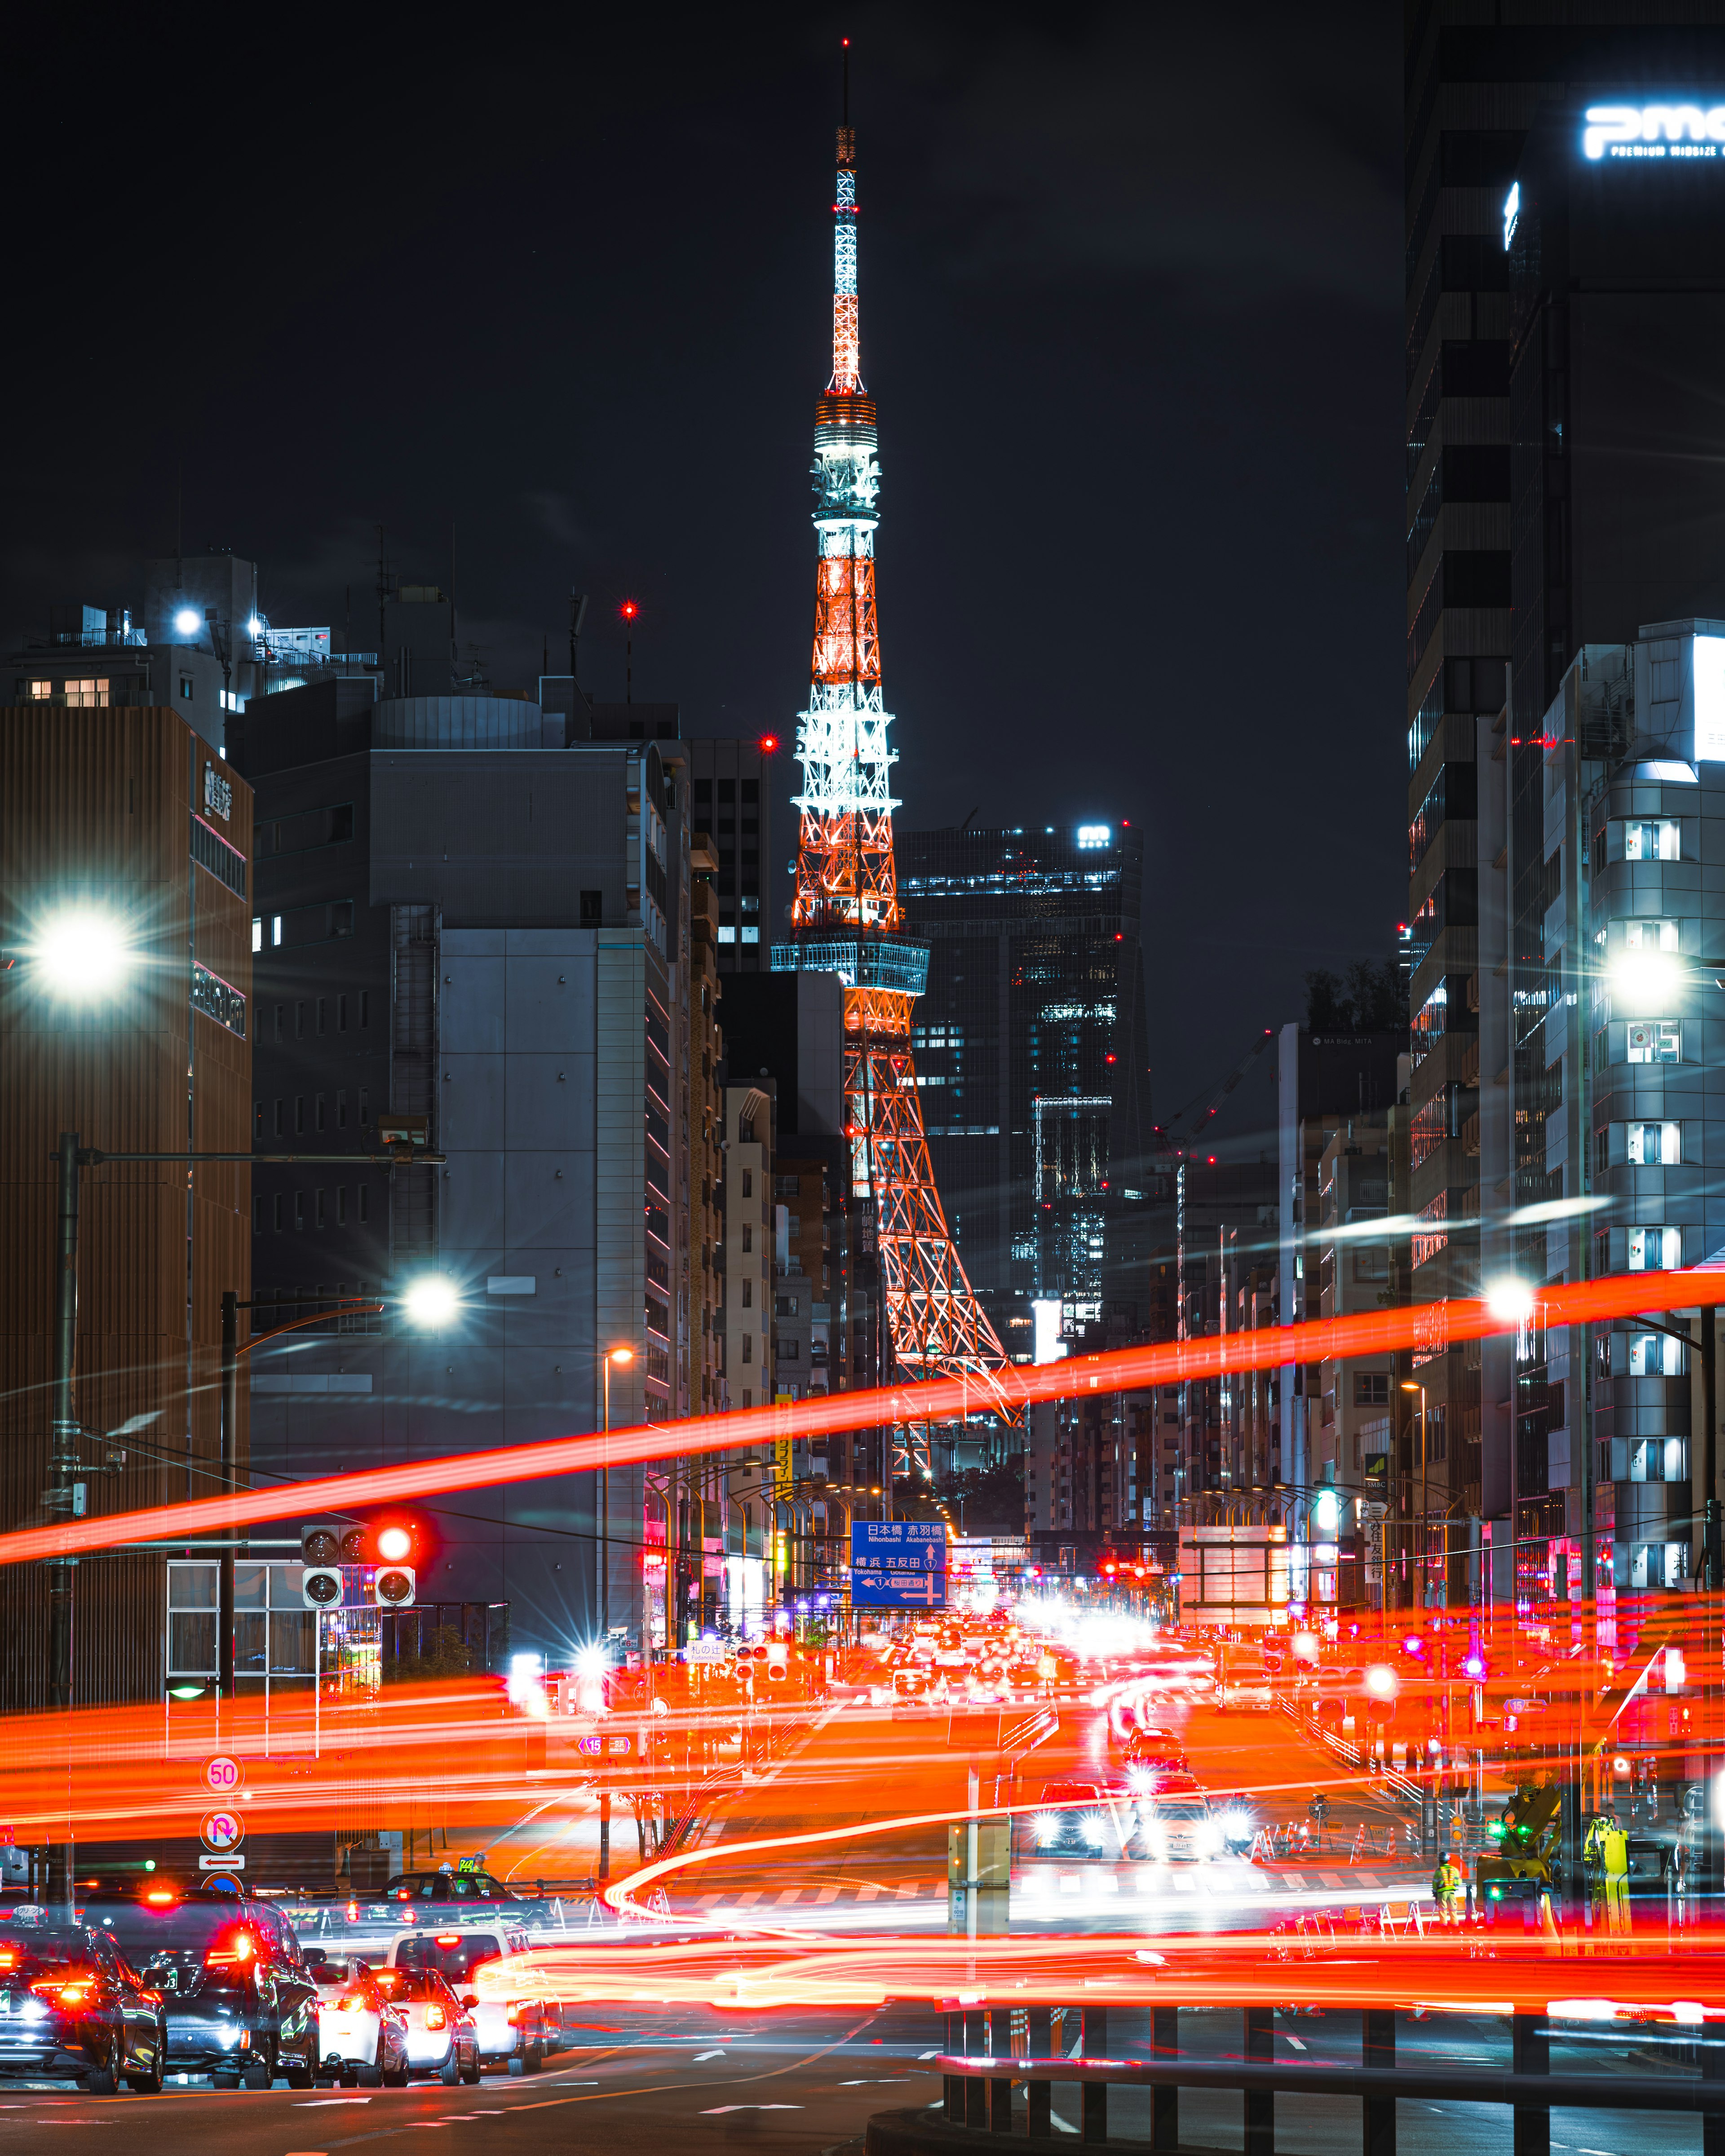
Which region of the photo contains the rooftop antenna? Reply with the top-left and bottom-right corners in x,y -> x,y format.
569,591 -> 593,724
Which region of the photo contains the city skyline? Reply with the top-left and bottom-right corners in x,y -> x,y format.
4,5 -> 1405,1123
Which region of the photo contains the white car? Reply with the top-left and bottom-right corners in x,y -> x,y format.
372,1966 -> 482,2085
1141,1795 -> 1221,1864
385,1928 -> 547,2075
314,1964 -> 410,2086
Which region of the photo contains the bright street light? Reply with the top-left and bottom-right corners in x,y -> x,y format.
401,1275 -> 460,1327
1483,1277 -> 1535,1325
31,906 -> 133,1000
172,607 -> 201,638
1608,947 -> 1681,1009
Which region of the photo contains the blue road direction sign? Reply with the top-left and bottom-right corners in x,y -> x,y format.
850,1520 -> 948,1609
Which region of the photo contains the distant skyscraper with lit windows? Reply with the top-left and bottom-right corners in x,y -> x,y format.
895,823 -> 1151,1357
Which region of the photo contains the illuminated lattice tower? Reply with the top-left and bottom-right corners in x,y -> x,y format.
772,78 -> 1013,1448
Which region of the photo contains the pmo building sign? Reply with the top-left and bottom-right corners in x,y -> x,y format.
850,1521 -> 948,1609
1583,103 -> 1725,161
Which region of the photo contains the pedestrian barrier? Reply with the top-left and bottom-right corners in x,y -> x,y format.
893,2001 -> 1725,2156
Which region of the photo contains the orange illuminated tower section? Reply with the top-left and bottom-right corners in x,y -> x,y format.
774,55 -> 1013,1439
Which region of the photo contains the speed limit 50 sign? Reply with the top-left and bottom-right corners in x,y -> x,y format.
203,1756 -> 242,1794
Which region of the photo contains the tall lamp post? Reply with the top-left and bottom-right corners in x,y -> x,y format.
600,1346 -> 635,1646
1401,1381 -> 1428,1613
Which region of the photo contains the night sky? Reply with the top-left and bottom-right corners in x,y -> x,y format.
10,3 -> 1403,1122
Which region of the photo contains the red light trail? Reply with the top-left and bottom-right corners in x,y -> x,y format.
0,1268 -> 1716,1567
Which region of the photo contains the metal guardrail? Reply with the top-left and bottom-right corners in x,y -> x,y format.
1278,1693 -> 1421,1806
929,2002 -> 1725,2155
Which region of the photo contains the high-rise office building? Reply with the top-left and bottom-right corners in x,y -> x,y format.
1403,5 -> 1725,1537
235,660 -> 721,1662
895,822 -> 1151,1355
686,738 -> 775,971
0,693 -> 254,1706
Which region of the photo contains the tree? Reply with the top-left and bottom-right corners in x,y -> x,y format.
1305,952 -> 1407,1035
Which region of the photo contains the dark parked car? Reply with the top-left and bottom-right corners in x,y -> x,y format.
0,1919 -> 167,2092
84,1886 -> 318,2088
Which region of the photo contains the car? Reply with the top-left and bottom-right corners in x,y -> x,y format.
1025,1781 -> 1139,1861
84,1886 -> 319,2090
373,1965 -> 482,2084
314,1962 -> 410,2086
1124,1727 -> 1189,1773
385,1926 -> 548,2074
383,1870 -> 518,1907
1141,1794 -> 1221,1863
1210,1793 -> 1260,1852
0,1918 -> 167,2093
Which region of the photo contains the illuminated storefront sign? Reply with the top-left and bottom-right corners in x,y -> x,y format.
1583,102 -> 1725,160
1694,634 -> 1725,762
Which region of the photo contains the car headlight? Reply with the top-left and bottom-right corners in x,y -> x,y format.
1033,1812 -> 1060,1847
1082,1812 -> 1106,1849
1223,1809 -> 1251,1839
1198,1823 -> 1222,1856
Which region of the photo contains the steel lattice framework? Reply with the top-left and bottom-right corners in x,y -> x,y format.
776,90 -> 1014,1449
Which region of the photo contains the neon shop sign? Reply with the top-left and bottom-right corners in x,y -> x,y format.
1583,103 -> 1725,160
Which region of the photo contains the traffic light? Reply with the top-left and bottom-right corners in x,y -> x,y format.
299,1520 -> 422,1609
300,1524 -> 344,1609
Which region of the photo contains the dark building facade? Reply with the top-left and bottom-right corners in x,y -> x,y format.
1404,4 -> 1725,1537
686,738 -> 775,973
895,822 -> 1151,1359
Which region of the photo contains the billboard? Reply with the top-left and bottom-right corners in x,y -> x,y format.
850,1520 -> 947,1608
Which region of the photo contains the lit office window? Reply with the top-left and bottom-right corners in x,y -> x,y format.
1626,1120 -> 1681,1164
1626,1022 -> 1679,1064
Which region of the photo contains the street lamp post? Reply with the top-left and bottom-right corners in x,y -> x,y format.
37,1128 -> 440,1918
1401,1381 -> 1428,1612
600,1347 -> 634,1646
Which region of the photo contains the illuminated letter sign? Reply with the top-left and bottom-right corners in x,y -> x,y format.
1694,636 -> 1725,763
1583,102 -> 1725,159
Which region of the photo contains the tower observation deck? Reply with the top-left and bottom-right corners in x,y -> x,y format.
772,61 -> 1014,1440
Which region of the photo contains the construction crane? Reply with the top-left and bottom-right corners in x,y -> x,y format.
1152,1028 -> 1275,1159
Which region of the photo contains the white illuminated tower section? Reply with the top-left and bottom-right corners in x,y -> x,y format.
777,63 -> 1013,1442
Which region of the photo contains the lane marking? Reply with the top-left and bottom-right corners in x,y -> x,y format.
693,2050 -> 727,2061
702,2105 -> 804,2113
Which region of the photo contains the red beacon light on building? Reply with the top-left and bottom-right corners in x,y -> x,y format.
759,733 -> 780,754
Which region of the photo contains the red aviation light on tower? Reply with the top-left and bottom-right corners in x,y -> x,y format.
618,599 -> 640,623
759,733 -> 780,755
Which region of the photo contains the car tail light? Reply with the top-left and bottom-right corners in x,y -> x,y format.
145,1891 -> 177,1906
425,2004 -> 447,2030
205,1931 -> 255,1967
239,2028 -> 251,2049
0,1948 -> 17,1971
506,2007 -> 521,2026
33,1979 -> 89,2006
338,1992 -> 367,2011
346,1900 -> 359,1922
435,1934 -> 461,1948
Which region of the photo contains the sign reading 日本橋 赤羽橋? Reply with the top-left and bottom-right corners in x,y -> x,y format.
1582,102 -> 1725,161
850,1520 -> 948,1608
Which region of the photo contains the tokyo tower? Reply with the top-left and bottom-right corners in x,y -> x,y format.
772,54 -> 1014,1439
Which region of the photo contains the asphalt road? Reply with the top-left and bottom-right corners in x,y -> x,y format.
0,2006 -> 1706,2156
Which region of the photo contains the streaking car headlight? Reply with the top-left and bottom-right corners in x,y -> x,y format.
1033,1812 -> 1060,1847
1082,1812 -> 1106,1849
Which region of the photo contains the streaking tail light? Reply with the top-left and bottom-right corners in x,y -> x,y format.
424,2003 -> 447,2029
